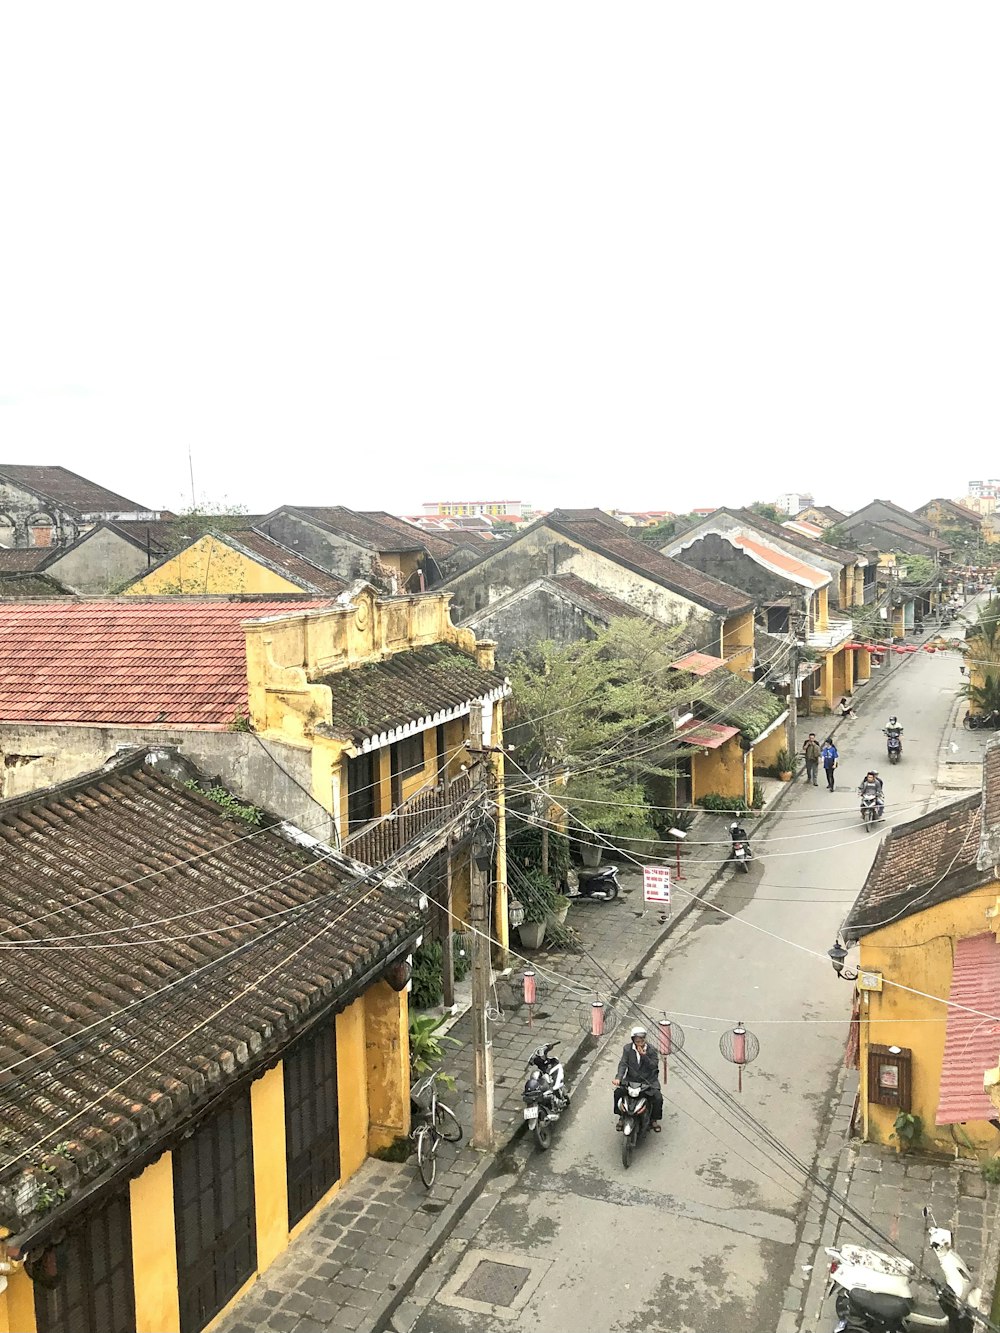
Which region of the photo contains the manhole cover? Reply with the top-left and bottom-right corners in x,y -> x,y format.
458,1259 -> 531,1306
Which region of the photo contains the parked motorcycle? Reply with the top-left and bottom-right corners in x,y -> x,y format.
572,866 -> 621,900
824,1206 -> 981,1332
618,1079 -> 656,1168
884,727 -> 903,764
521,1042 -> 570,1151
963,710 -> 1000,730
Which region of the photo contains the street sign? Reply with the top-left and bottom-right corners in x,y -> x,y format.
643,865 -> 671,904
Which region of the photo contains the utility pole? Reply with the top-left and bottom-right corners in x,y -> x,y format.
468,704 -> 495,1151
787,595 -> 801,764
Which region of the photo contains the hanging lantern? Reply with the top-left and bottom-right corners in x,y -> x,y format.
591,1000 -> 605,1036
384,957 -> 413,992
925,645 -> 936,653
578,998 -> 620,1038
523,969 -> 536,1005
719,1021 -> 760,1092
658,1016 -> 686,1083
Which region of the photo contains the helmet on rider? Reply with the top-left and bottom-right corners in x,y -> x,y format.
630,1025 -> 647,1040
888,716 -> 898,726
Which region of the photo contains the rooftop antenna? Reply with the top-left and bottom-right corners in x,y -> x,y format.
187,445 -> 196,509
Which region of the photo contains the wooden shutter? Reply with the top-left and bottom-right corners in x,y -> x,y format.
34,1187 -> 135,1333
284,1019 -> 341,1228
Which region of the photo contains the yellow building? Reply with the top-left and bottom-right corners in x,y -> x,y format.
842,745 -> 1000,1158
0,749 -> 425,1333
125,529 -> 348,596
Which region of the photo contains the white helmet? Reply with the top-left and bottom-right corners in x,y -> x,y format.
630,1025 -> 647,1039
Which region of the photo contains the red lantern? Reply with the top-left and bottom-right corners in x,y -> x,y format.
523,969 -> 536,1006
719,1021 -> 760,1092
926,646 -> 936,653
591,1000 -> 605,1037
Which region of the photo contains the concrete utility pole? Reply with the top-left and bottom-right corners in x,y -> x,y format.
787,595 -> 802,764
468,704 -> 495,1151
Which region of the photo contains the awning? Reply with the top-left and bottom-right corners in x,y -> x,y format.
670,651 -> 726,676
936,932 -> 1000,1125
675,720 -> 740,750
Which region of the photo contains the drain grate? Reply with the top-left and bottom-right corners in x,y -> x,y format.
457,1259 -> 531,1307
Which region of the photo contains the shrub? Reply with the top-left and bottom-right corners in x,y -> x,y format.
696,793 -> 750,813
981,1157 -> 1000,1185
408,1012 -> 458,1074
773,749 -> 794,774
410,939 -> 444,1009
517,867 -> 560,923
654,808 -> 697,836
751,781 -> 765,810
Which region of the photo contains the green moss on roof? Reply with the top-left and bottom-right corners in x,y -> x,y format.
691,668 -> 785,741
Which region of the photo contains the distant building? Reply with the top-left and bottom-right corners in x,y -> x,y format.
422,500 -> 532,519
775,492 -> 814,516
968,480 -> 1000,498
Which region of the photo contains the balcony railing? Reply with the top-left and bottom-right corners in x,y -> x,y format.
344,770 -> 475,867
806,615 -> 854,651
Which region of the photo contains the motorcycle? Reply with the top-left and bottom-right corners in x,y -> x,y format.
571,866 -> 621,900
963,710 -> 1000,730
618,1079 -> 657,1168
824,1206 -> 981,1331
860,790 -> 884,830
885,728 -> 903,764
731,839 -> 752,874
521,1042 -> 570,1151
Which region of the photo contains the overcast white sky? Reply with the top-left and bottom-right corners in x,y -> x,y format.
1,5 -> 997,518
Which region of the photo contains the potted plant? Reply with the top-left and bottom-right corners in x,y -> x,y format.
774,749 -> 794,781
518,868 -> 558,948
547,890 -> 571,927
580,837 -> 603,868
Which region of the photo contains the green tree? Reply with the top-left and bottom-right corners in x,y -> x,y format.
505,619 -> 692,839
897,554 -> 936,588
749,501 -> 783,522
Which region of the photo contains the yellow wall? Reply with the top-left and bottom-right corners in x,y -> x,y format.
858,884 -> 1000,1156
126,534 -> 304,596
722,610 -> 755,680
337,999 -> 369,1180
365,982 -> 411,1152
754,723 -> 789,769
251,1067 -> 289,1273
131,1151 -> 181,1333
2,1265 -> 36,1333
691,736 -> 745,801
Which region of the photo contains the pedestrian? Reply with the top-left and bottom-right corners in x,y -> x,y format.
821,737 -> 838,790
803,732 -> 821,786
837,695 -> 857,722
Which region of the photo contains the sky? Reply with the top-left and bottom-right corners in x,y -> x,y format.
1,4 -> 997,519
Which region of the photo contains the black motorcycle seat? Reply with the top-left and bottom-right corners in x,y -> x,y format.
849,1288 -> 913,1321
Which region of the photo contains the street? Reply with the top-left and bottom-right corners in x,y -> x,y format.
407,646 -> 969,1333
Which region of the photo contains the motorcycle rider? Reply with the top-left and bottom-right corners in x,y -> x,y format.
729,819 -> 751,860
613,1025 -> 663,1133
883,715 -> 904,758
858,770 -> 885,818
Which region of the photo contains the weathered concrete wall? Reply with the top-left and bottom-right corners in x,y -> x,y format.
45,526 -> 153,593
0,479 -> 79,547
443,525 -> 716,642
462,585 -> 603,660
671,533 -> 797,604
258,513 -> 377,581
0,724 -> 335,840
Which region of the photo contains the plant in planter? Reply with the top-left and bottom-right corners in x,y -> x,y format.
697,793 -> 751,813
518,868 -> 559,948
773,749 -> 795,781
408,1012 -> 459,1077
751,781 -> 765,810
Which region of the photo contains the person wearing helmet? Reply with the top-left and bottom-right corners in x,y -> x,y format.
729,818 -> 750,859
612,1025 -> 662,1132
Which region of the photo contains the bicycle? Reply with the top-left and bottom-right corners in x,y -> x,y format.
410,1070 -> 463,1188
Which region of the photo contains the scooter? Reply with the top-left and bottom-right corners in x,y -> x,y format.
885,728 -> 903,764
824,1206 -> 981,1331
521,1042 -> 570,1151
731,839 -> 752,874
964,710 -> 1000,730
571,866 -> 621,900
618,1080 -> 656,1169
860,790 -> 884,830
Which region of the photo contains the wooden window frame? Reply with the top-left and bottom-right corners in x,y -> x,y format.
284,1020 -> 341,1228
867,1043 -> 912,1111
34,1187 -> 135,1333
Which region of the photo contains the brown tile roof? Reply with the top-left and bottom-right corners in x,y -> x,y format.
319,643 -> 508,744
544,510 -> 755,616
548,573 -> 645,622
880,520 -> 950,552
723,508 -> 852,565
0,548 -> 55,572
106,518 -> 185,553
0,598 -> 335,728
364,513 -> 456,560
0,466 -> 152,517
916,498 -> 984,527
0,575 -> 69,597
268,507 -> 424,553
0,749 -> 424,1234
843,792 -> 984,940
796,505 -> 845,523
221,531 -> 348,593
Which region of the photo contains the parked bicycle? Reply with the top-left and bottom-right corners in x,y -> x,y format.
410,1070 -> 462,1188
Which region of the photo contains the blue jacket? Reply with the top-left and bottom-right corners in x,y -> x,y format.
821,743 -> 838,766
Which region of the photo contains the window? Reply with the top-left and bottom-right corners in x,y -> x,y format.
284,1020 -> 341,1227
174,1093 -> 256,1333
347,752 -> 377,830
34,1189 -> 135,1333
390,734 -> 426,805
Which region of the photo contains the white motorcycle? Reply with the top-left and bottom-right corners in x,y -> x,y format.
521,1042 -> 570,1151
824,1207 -> 980,1332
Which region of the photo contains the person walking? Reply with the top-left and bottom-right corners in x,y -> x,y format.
821,737 -> 839,790
803,733 -> 821,786
837,695 -> 857,722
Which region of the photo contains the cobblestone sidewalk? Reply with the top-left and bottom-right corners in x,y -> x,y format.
216,816 -> 742,1333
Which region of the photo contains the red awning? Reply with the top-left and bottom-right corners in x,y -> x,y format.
936,932 -> 1000,1125
675,720 -> 741,750
670,651 -> 727,677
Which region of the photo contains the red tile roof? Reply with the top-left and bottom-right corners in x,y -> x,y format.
936,933 -> 1000,1124
0,599 -> 334,728
670,651 -> 727,676
675,720 -> 741,749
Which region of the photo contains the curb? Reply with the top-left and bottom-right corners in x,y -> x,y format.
374,774 -> 804,1333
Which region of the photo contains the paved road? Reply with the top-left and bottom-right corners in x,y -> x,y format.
406,648 -> 963,1333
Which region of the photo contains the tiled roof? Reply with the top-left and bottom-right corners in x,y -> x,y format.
0,598 -> 334,728
0,749 -> 424,1233
0,466 -> 152,516
0,548 -> 55,572
843,792 -> 984,941
691,667 -> 787,742
544,511 -> 755,616
549,573 -> 645,622
731,533 -> 830,589
0,575 -> 69,597
269,507 -> 424,553
670,651 -> 727,677
917,499 -> 983,526
936,933 -> 1000,1125
221,530 -> 348,593
725,509 -> 851,565
796,505 -> 845,523
319,643 -> 508,744
364,513 -> 456,560
881,520 -> 950,552
675,720 -> 740,749
107,518 -> 185,553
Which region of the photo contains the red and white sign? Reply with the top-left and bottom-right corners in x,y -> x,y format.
643,865 -> 672,904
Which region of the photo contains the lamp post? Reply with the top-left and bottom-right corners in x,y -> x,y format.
828,938 -> 859,982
